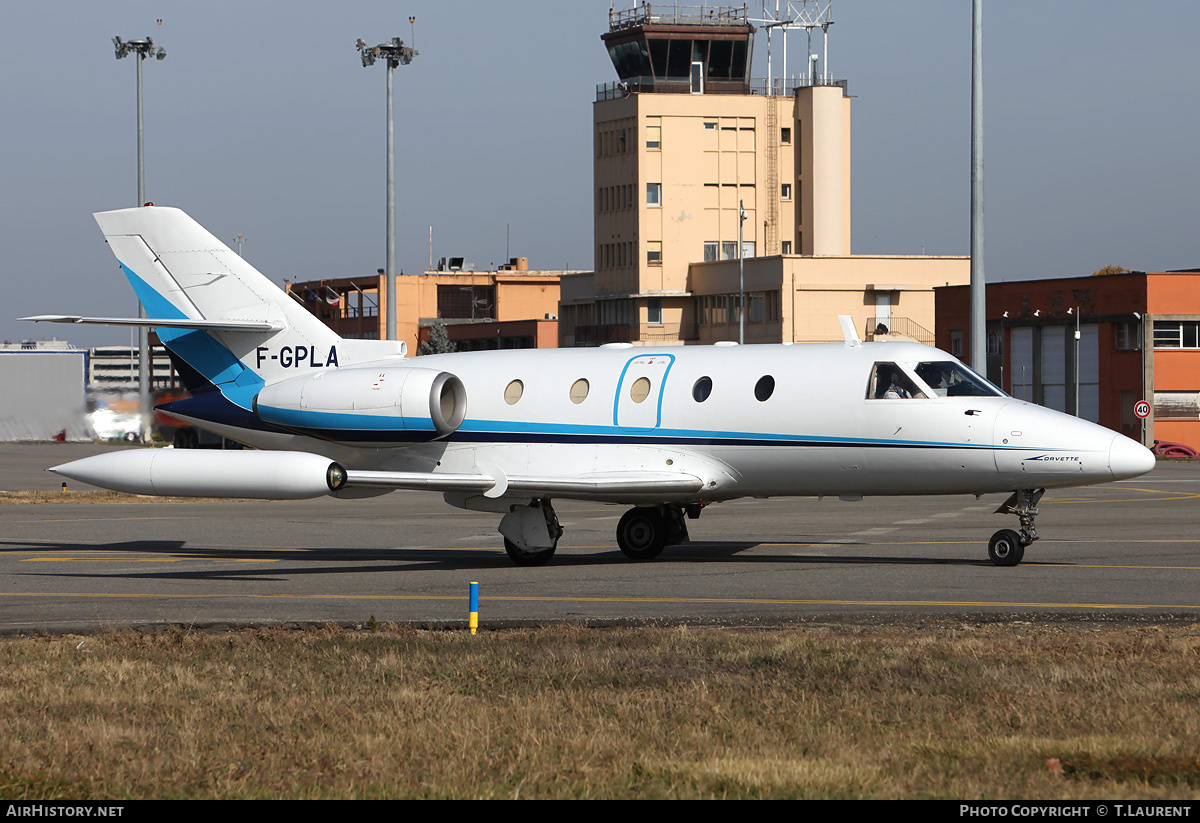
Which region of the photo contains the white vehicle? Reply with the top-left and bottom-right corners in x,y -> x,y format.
26,206 -> 1155,567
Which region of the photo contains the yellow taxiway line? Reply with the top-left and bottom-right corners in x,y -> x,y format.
0,591 -> 1197,610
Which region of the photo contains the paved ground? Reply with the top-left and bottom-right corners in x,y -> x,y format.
2,444 -> 1198,632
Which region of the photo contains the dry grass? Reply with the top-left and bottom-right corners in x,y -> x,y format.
2,623 -> 1199,799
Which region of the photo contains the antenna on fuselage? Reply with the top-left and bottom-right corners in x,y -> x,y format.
838,315 -> 862,348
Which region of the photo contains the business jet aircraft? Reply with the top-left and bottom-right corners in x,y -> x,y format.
26,206 -> 1155,568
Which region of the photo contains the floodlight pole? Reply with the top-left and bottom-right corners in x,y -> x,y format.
1073,307 -> 1081,417
969,0 -> 986,374
738,200 -> 747,345
357,37 -> 417,342
114,36 -> 165,443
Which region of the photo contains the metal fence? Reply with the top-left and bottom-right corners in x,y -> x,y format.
597,76 -> 847,101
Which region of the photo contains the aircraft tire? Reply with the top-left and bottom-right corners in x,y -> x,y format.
504,538 -> 556,567
616,507 -> 667,560
988,529 -> 1025,567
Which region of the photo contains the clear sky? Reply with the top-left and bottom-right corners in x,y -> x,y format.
4,1 -> 1197,347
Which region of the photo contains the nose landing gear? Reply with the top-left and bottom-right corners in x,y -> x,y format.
989,488 -> 1045,567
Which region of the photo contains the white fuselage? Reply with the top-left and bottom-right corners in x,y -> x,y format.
173,340 -> 1150,505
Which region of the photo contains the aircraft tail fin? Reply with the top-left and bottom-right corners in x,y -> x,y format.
92,206 -> 399,396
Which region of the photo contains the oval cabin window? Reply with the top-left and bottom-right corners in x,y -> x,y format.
570,379 -> 590,404
693,376 -> 713,402
755,375 -> 775,402
504,379 -> 524,405
630,377 -> 652,404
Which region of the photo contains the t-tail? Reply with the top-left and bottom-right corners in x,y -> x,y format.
27,205 -> 407,412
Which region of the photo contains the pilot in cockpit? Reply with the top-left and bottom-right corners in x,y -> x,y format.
870,363 -> 926,399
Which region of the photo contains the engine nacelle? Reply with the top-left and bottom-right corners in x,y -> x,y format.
50,449 -> 349,499
253,366 -> 466,442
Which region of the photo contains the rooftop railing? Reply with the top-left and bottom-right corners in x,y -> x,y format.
609,3 -> 748,31
597,75 -> 847,100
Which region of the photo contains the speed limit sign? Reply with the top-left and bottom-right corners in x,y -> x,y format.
1134,400 -> 1151,419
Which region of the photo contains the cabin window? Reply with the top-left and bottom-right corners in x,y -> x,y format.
504,379 -> 524,405
570,379 -> 590,404
754,375 -> 775,402
630,377 -> 652,403
693,376 -> 713,402
868,363 -> 926,399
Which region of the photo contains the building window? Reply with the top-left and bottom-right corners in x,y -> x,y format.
781,241 -> 792,254
618,128 -> 626,153
647,241 -> 662,266
1153,320 -> 1200,348
781,183 -> 791,200
781,127 -> 791,144
647,183 -> 661,207
703,241 -> 718,262
646,125 -> 661,149
741,241 -> 755,259
950,330 -> 964,358
721,241 -> 737,261
1115,321 -> 1141,350
987,330 -> 1003,357
704,121 -> 717,130
749,294 -> 764,323
647,297 -> 662,325
766,290 -> 781,322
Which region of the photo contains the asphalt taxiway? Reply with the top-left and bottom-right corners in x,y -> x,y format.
2,444 -> 1199,632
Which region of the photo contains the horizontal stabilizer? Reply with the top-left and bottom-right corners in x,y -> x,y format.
21,315 -> 283,332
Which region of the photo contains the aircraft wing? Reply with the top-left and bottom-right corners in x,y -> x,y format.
345,469 -> 706,500
20,315 -> 283,332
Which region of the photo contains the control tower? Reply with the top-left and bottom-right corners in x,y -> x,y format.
601,4 -> 754,95
571,2 -> 854,346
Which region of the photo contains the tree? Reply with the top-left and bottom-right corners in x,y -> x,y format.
418,319 -> 457,355
1091,265 -> 1129,277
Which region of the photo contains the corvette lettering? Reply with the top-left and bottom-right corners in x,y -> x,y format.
256,346 -> 340,369
1027,455 -> 1080,462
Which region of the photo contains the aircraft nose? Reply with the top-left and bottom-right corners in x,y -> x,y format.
1109,434 -> 1156,480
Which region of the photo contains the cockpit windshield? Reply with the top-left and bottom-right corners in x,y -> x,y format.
913,361 -> 1004,398
867,363 -> 927,399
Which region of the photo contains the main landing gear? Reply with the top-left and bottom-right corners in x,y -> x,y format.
988,488 -> 1045,567
616,504 -> 695,560
497,501 -> 700,567
499,500 -> 563,567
